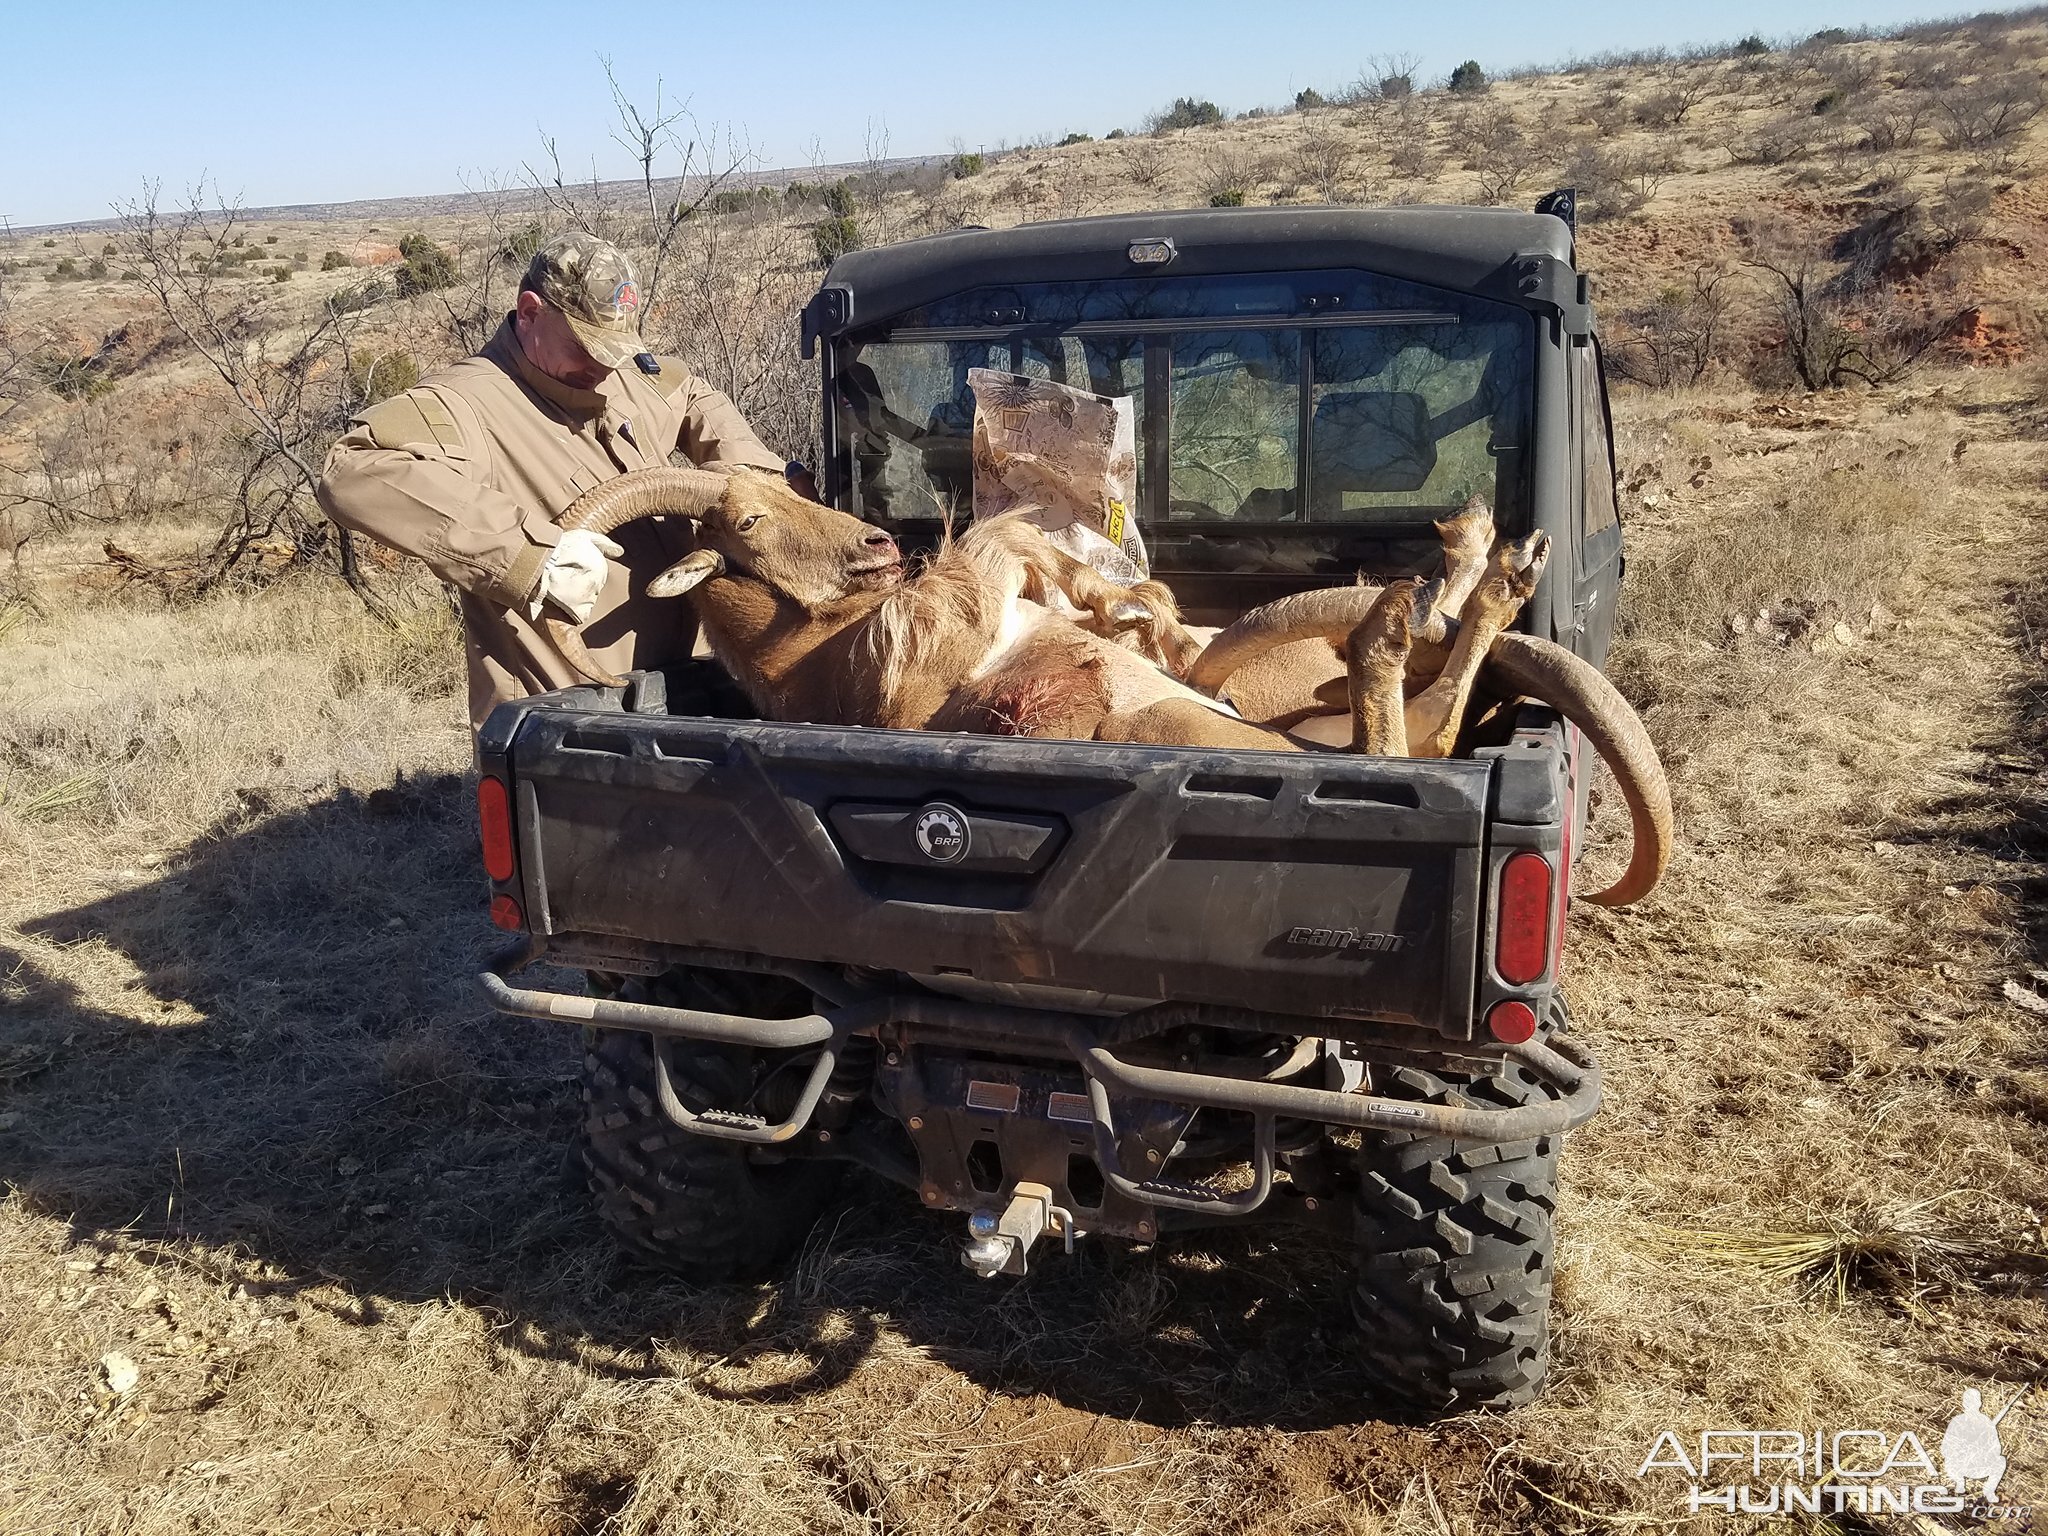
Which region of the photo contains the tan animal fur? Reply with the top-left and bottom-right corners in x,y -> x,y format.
544,469 -> 1670,904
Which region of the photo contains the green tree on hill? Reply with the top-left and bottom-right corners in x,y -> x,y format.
394,233 -> 456,296
1449,60 -> 1488,94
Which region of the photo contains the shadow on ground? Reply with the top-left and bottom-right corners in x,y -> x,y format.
4,777 -> 1381,1432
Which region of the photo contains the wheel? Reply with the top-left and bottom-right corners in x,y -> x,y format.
580,969 -> 843,1281
1349,1032 -> 1565,1415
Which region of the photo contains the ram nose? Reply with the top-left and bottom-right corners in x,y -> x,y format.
863,528 -> 900,560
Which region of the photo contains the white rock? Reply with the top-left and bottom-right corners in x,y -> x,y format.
2004,979 -> 2048,1017
101,1352 -> 139,1396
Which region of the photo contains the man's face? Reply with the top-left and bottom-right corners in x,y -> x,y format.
514,290 -> 612,390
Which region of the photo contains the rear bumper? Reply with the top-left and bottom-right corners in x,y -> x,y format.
480,944 -> 1601,1173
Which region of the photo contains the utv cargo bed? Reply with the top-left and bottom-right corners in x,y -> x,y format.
482,679 -> 1567,1044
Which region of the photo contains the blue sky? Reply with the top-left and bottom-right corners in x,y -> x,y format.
0,0 -> 2014,228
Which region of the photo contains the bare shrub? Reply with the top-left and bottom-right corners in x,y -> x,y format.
0,402 -> 172,579
1610,265 -> 1733,386
654,213 -> 818,462
0,271 -> 25,433
1932,171 -> 1995,247
1197,143 -> 1261,206
1818,52 -> 1882,100
1118,136 -> 1170,189
1291,117 -> 1359,202
1454,108 -> 1541,205
1015,156 -> 1109,222
1739,216 -> 1948,389
1564,145 -> 1667,222
1893,41 -> 1958,92
1633,90 -> 1687,130
1857,93 -> 1932,151
1833,197 -> 1951,287
1353,52 -> 1419,102
113,185 -> 391,608
1934,76 -> 2045,146
1577,88 -> 1633,137
1728,114 -> 1820,166
1636,66 -> 1722,127
1387,135 -> 1442,183
916,181 -> 984,233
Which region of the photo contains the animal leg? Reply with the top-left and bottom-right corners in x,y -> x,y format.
1405,532 -> 1551,758
1346,578 -> 1420,755
1391,496 -> 1498,697
1412,496 -> 1497,647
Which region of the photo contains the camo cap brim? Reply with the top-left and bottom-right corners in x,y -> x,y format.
526,232 -> 644,368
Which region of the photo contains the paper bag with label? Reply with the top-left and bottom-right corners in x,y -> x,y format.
968,367 -> 1147,584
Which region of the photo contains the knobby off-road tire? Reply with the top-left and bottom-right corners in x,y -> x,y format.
1350,1036 -> 1565,1415
580,971 -> 842,1282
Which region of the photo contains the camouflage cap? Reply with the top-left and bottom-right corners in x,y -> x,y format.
524,231 -> 644,369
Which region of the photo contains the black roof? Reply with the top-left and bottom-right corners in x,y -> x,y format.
816,205 -> 1576,336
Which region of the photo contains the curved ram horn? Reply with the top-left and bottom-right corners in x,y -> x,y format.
1185,586 -> 1383,694
539,466 -> 732,688
1484,634 -> 1673,907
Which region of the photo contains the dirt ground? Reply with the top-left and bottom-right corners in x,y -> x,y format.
4,366 -> 2046,1534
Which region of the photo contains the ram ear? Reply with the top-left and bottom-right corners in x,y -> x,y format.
648,549 -> 724,598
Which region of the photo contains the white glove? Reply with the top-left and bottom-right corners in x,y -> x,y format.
529,529 -> 624,623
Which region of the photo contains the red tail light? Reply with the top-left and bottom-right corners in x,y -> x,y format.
489,894 -> 525,931
1496,851 -> 1553,985
477,775 -> 516,882
1487,998 -> 1538,1044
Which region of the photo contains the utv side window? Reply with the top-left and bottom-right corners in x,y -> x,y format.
1578,343 -> 1619,538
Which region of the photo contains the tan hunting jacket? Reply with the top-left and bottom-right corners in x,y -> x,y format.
316,317 -> 783,729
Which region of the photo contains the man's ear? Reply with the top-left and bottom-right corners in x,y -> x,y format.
514,288 -> 544,321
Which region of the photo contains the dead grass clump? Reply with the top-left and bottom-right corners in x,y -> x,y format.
327,600 -> 463,701
1639,1192 -> 2039,1310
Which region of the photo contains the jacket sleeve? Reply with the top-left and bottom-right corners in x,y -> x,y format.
666,370 -> 787,472
315,388 -> 558,610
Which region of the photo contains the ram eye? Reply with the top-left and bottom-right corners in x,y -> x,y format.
736,514 -> 764,533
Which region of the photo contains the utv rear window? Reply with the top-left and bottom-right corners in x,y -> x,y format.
831,269 -> 1531,531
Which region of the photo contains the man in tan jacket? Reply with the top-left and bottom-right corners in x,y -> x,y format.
317,232 -> 789,731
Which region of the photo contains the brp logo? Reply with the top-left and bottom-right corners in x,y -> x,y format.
913,803 -> 971,864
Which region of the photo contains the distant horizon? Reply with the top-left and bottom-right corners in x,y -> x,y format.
0,150 -> 951,240
2,0 -> 2034,228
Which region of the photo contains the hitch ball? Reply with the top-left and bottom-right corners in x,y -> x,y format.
959,1182 -> 1072,1278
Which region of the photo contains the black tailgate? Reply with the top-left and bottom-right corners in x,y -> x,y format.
504,707 -> 1492,1036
